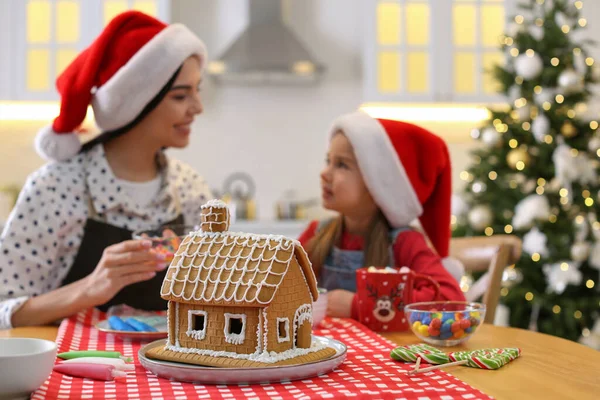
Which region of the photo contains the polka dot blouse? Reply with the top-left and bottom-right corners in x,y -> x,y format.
0,144 -> 212,329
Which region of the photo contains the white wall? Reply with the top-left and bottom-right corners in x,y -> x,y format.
169,0 -> 364,220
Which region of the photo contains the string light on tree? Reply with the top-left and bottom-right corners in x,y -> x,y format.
561,120 -> 578,138
507,147 -> 531,170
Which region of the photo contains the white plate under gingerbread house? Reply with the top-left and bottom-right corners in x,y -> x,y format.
138,335 -> 347,384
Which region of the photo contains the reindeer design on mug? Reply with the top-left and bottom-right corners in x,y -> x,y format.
367,282 -> 406,323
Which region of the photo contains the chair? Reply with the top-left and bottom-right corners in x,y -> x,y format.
449,235 -> 522,325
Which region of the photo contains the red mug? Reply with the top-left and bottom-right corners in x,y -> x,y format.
355,267 -> 440,332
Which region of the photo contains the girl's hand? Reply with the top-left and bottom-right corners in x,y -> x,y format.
326,289 -> 355,318
82,240 -> 168,307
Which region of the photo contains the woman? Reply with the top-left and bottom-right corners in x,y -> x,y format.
0,11 -> 211,328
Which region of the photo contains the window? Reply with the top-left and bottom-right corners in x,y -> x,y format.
5,0 -> 169,100
186,310 -> 207,340
277,317 -> 290,343
224,313 -> 247,345
367,0 -> 506,103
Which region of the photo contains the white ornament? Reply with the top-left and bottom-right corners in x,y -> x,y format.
574,52 -> 588,75
579,319 -> 600,351
512,195 -> 551,230
472,181 -> 487,194
482,127 -> 501,146
534,87 -> 556,105
501,267 -> 523,288
588,136 -> 600,153
508,85 -> 521,102
515,53 -> 544,80
555,11 -> 572,29
516,105 -> 531,121
468,205 -> 493,230
552,143 -> 578,201
543,261 -> 582,294
558,69 -> 584,94
451,194 -> 469,218
589,242 -> 600,271
529,25 -> 544,41
571,242 -> 591,262
523,227 -> 549,257
506,23 -> 523,38
531,114 -> 550,143
523,179 -> 537,194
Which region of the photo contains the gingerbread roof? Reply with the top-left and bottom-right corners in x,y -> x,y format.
160,230 -> 318,306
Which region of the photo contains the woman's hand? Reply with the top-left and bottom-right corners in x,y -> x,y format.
81,240 -> 168,307
326,289 -> 355,318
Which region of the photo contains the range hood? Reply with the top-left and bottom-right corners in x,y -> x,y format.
207,0 -> 324,84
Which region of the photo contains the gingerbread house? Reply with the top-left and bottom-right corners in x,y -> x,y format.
149,200 -> 335,367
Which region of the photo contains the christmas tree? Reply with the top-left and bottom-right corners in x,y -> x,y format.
453,0 -> 600,344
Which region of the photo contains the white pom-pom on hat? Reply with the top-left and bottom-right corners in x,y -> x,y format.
34,125 -> 82,162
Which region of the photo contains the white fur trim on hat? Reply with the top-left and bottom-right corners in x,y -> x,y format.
92,24 -> 207,131
35,125 -> 81,162
330,111 -> 423,227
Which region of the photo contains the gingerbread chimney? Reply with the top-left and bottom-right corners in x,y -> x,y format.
200,200 -> 230,233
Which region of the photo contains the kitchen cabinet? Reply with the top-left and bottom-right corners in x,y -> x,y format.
364,0 -> 508,103
0,0 -> 170,101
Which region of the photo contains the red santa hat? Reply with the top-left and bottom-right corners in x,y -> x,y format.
35,11 -> 207,162
329,111 -> 452,257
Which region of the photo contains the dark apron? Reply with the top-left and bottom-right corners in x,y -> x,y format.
319,220 -> 410,292
61,177 -> 183,312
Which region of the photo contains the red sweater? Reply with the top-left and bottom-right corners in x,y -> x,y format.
298,220 -> 465,318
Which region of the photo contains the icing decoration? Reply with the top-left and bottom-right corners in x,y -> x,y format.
53,363 -> 127,381
61,357 -> 135,371
107,316 -> 136,331
57,350 -> 132,362
161,231 -> 316,304
124,317 -> 158,332
223,313 -> 247,345
164,339 -> 326,364
292,304 -> 313,348
186,310 -> 207,340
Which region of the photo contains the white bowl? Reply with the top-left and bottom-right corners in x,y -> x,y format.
0,338 -> 57,400
312,288 -> 328,327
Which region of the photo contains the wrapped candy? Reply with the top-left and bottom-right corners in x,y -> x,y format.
390,344 -> 521,373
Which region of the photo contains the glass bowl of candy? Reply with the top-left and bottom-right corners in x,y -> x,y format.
132,224 -> 199,262
404,301 -> 485,346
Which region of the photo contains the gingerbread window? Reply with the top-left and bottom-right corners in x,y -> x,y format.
224,313 -> 246,345
186,310 -> 207,340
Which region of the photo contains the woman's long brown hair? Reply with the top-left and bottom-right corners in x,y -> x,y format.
305,210 -> 392,277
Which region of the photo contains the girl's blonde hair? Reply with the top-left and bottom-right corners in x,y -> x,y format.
305,210 -> 392,277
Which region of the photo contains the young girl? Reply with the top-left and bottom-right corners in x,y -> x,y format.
299,111 -> 465,319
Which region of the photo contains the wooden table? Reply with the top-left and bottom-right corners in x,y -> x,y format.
2,324 -> 599,399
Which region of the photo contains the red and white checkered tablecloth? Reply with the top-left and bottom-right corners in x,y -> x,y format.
32,308 -> 491,399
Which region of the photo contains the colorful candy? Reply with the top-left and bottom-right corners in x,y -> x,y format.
408,310 -> 482,343
53,363 -> 127,381
108,316 -> 136,331
57,350 -> 133,362
124,317 -> 158,332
